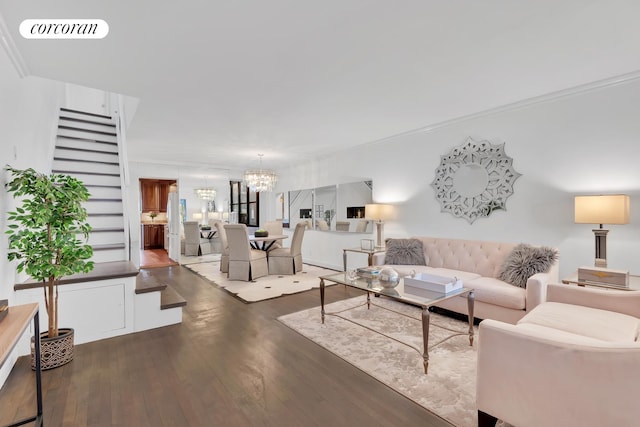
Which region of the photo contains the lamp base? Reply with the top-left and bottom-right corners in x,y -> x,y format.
593,228 -> 609,268
375,221 -> 385,249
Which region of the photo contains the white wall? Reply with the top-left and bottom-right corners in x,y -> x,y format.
0,48 -> 64,302
275,78 -> 640,276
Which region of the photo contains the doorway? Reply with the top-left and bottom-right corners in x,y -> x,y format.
139,178 -> 179,269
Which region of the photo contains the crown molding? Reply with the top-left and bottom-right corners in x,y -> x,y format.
370,70 -> 640,145
0,13 -> 30,78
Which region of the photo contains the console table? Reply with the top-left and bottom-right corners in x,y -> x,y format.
562,271 -> 640,291
0,303 -> 43,427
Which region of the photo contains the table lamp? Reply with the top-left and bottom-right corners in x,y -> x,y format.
365,203 -> 394,248
574,194 -> 630,268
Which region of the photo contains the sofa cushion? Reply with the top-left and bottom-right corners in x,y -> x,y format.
498,243 -> 558,288
384,238 -> 426,265
465,277 -> 526,310
519,302 -> 640,342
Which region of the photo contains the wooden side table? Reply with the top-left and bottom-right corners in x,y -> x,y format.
0,303 -> 43,426
562,271 -> 640,291
342,247 -> 386,271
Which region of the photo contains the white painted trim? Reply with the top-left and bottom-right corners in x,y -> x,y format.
0,12 -> 29,77
368,70 -> 640,146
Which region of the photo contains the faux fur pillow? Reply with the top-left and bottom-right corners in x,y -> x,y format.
385,238 -> 426,265
498,243 -> 558,288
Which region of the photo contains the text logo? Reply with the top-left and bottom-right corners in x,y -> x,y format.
20,19 -> 109,39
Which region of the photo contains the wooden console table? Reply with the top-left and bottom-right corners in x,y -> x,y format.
0,303 -> 43,426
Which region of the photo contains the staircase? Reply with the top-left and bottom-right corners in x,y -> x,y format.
51,107 -> 127,263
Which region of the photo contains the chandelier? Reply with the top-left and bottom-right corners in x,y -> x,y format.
195,187 -> 216,201
243,154 -> 277,192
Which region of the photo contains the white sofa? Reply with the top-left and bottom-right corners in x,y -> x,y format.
477,284 -> 640,426
374,237 -> 559,324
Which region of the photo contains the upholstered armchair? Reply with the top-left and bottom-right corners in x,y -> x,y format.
355,220 -> 369,233
316,219 -> 329,231
267,222 -> 306,275
477,284 -> 640,427
183,221 -> 212,256
224,224 -> 268,281
213,220 -> 229,273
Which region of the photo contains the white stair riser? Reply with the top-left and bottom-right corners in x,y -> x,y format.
61,173 -> 121,187
58,128 -> 117,143
59,110 -> 114,126
55,147 -> 119,163
85,201 -> 124,214
56,137 -> 118,154
87,215 -> 124,229
87,232 -> 126,246
91,249 -> 127,263
59,118 -> 116,135
53,159 -> 120,175
86,186 -> 123,199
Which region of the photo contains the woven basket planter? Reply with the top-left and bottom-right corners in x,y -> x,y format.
31,328 -> 74,371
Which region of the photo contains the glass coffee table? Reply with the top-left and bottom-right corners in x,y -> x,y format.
319,272 -> 475,374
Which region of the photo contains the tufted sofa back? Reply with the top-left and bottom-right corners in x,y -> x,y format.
414,237 -> 517,278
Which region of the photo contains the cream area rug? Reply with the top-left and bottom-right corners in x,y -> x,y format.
184,262 -> 339,303
180,252 -> 222,265
278,295 -> 480,427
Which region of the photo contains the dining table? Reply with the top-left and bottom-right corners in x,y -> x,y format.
249,234 -> 288,251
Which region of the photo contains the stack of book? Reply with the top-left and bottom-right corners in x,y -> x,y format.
356,266 -> 381,279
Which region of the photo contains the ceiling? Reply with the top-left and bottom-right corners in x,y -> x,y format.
2,1 -> 640,172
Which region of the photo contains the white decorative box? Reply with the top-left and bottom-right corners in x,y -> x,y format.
404,273 -> 462,295
578,266 -> 629,287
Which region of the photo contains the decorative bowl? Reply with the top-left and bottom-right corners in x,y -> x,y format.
378,267 -> 399,288
254,230 -> 269,237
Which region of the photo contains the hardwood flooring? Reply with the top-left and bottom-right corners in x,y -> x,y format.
140,249 -> 179,269
0,265 -> 452,426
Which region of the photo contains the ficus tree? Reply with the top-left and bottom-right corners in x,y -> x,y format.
5,166 -> 94,338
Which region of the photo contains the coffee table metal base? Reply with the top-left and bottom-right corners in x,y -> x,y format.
319,277 -> 474,374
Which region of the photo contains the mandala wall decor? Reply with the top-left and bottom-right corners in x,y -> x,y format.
431,137 -> 521,224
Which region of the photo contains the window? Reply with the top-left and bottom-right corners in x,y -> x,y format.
230,180 -> 259,226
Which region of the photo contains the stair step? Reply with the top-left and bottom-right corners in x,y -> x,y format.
52,160 -> 120,175
160,285 -> 187,310
53,171 -> 121,187
61,107 -> 112,120
135,271 -> 167,294
84,201 -> 123,214
59,115 -> 116,128
87,215 -> 124,229
92,243 -> 126,251
56,135 -> 118,150
54,156 -> 120,166
58,124 -> 116,137
55,147 -> 119,163
91,248 -> 127,263
91,227 -> 125,233
58,128 -> 117,143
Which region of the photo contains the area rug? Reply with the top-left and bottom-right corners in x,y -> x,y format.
180,252 -> 222,265
184,262 -> 339,303
278,295 -> 480,427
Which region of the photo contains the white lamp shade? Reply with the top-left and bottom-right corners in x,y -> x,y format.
574,195 -> 630,225
365,203 -> 394,221
192,213 -> 203,220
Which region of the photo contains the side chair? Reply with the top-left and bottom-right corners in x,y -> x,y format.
267,222 -> 306,275
224,224 -> 268,281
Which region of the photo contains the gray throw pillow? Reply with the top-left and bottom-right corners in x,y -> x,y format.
498,243 -> 558,288
385,238 -> 426,265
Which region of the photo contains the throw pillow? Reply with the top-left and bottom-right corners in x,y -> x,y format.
385,238 -> 426,265
498,243 -> 558,288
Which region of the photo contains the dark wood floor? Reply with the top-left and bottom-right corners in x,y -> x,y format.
0,265 -> 452,426
140,248 -> 179,269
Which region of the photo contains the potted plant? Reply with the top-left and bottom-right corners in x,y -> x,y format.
5,166 -> 94,370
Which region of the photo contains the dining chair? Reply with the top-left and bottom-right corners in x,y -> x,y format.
335,221 -> 350,232
264,220 -> 284,251
183,221 -> 212,256
267,222 -> 306,275
213,220 -> 229,273
224,224 -> 268,281
355,220 -> 369,233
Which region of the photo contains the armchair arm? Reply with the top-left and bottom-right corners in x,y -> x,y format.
478,319 -> 640,427
547,283 -> 640,318
372,252 -> 385,266
525,255 -> 559,311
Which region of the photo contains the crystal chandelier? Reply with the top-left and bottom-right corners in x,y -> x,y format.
243,154 -> 277,192
195,187 -> 216,201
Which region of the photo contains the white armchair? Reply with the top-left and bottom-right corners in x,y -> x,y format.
477,284 -> 640,427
